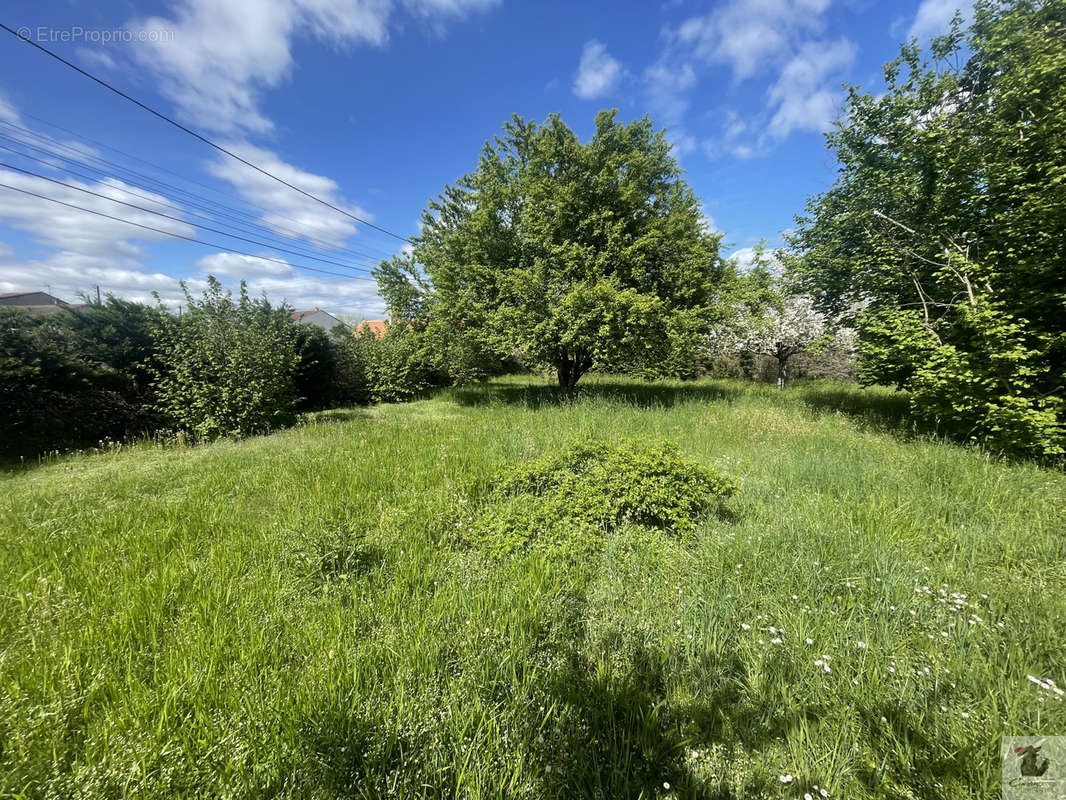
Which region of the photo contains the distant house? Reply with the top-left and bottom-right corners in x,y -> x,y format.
356,319 -> 388,338
0,291 -> 85,316
290,308 -> 346,332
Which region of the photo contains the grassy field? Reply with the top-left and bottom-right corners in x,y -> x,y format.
1,376 -> 1064,798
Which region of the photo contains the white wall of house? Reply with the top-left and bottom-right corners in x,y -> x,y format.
294,310 -> 345,332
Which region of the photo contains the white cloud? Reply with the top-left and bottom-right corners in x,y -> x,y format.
0,91 -> 21,125
0,169 -> 195,254
908,0 -> 972,41
730,245 -> 782,272
722,110 -> 746,140
194,251 -> 293,278
649,0 -> 846,158
671,131 -> 698,156
700,206 -> 720,234
573,40 -> 623,99
766,39 -> 855,139
0,93 -> 385,316
76,47 -> 117,71
0,249 -> 193,306
206,143 -> 372,248
193,251 -> 384,312
230,270 -> 382,314
643,60 -> 697,125
131,0 -> 499,134
674,0 -> 833,81
0,246 -> 385,316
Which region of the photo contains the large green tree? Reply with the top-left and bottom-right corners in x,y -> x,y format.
411,110 -> 730,387
788,0 -> 1066,457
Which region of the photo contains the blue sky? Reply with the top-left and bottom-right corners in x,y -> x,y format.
0,0 -> 968,316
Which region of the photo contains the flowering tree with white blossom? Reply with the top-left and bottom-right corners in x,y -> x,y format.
714,293 -> 847,389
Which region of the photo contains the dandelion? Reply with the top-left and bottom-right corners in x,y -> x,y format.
741,623 -> 751,631
857,641 -> 867,649
771,637 -> 782,645
960,711 -> 970,719
805,794 -> 814,800
663,782 -> 671,790
545,765 -> 552,773
779,774 -> 794,784
805,637 -> 814,645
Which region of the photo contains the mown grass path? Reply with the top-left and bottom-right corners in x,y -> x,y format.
2,377 -> 1063,798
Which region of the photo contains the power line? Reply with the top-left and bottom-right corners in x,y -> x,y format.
1,115 -> 399,260
0,160 -> 379,278
0,120 -> 397,262
0,138 -> 382,269
1,21 -> 414,243
0,179 -> 377,282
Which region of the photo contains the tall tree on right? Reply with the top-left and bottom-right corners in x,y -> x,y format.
788,0 -> 1066,458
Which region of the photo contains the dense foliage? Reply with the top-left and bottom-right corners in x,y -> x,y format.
788,0 -> 1066,457
150,279 -> 302,440
0,300 -> 161,457
412,110 -> 734,387
463,438 -> 736,556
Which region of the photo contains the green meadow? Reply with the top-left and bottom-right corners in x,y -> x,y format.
2,376 -> 1063,798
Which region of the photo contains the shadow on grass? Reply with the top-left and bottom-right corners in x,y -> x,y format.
449,381 -> 744,410
535,644 -> 711,798
798,385 -> 915,435
304,408 -> 370,424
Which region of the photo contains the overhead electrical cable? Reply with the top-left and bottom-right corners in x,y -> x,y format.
0,140 -> 381,271
1,22 -> 414,243
0,180 -> 378,282
0,120 -> 396,263
0,161 -> 379,277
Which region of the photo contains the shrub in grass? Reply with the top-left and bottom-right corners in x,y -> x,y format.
465,439 -> 735,555
150,278 -> 301,440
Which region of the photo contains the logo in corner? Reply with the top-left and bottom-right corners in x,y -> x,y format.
1003,736 -> 1066,799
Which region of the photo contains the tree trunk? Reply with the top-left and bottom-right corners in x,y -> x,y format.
776,356 -> 789,389
555,350 -> 590,389
557,359 -> 573,388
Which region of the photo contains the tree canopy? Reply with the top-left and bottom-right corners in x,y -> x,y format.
411,110 -> 732,387
788,0 -> 1066,457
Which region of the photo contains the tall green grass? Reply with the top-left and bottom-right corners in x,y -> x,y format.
1,376 -> 1063,798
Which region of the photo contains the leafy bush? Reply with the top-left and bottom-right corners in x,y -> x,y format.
150,278 -> 301,440
788,0 -> 1066,458
292,323 -> 373,411
0,304 -> 158,457
463,439 -> 736,556
349,323 -> 436,403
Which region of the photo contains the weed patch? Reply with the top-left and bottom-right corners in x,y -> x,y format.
463,439 -> 736,556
